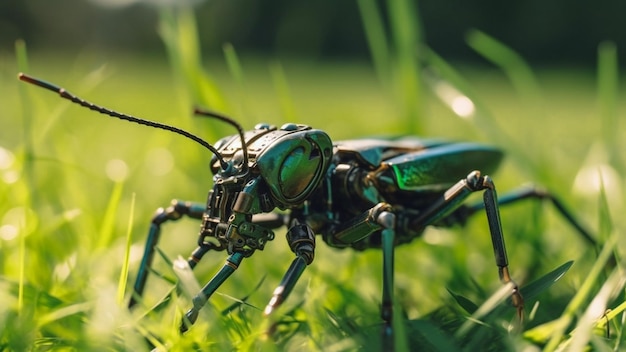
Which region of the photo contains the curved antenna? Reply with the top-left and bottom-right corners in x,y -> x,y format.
18,73 -> 228,170
193,108 -> 249,173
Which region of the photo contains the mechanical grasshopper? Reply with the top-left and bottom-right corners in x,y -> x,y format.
19,73 -> 596,347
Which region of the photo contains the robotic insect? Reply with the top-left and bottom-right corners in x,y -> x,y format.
19,73 -> 596,346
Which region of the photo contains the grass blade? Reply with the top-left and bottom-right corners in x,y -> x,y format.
357,0 -> 390,85
408,319 -> 461,351
172,256 -> 202,302
220,276 -> 266,315
223,43 -> 250,119
455,282 -> 516,338
465,30 -> 559,184
446,288 -> 478,314
269,61 -> 297,122
358,0 -> 424,134
37,302 -> 92,328
158,7 -> 227,122
597,41 -> 620,172
568,268 -> 626,351
387,0 -> 423,134
543,234 -> 618,351
15,39 -> 31,315
520,260 -> 573,300
424,49 -> 507,141
117,192 -> 136,305
97,181 -> 124,250
466,29 -> 543,113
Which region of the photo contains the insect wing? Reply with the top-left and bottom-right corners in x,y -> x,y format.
381,143 -> 503,192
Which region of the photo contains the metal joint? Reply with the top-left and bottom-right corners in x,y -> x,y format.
286,223 -> 316,264
376,211 -> 396,230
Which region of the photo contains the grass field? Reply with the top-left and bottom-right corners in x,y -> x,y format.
1,9 -> 626,352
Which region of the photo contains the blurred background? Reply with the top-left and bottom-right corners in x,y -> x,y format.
1,0 -> 625,64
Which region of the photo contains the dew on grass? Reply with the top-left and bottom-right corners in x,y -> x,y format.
0,146 -> 19,184
105,159 -> 129,182
0,225 -> 18,241
432,80 -> 476,119
573,143 -> 622,207
574,163 -> 621,199
2,170 -> 20,184
1,207 -> 37,239
0,146 -> 15,170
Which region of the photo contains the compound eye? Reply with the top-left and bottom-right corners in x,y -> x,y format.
279,146 -> 321,199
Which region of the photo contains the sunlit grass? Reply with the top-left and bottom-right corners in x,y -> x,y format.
1,6 -> 626,351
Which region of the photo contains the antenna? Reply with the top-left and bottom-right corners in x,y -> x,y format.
193,108 -> 249,173
18,73 -> 229,170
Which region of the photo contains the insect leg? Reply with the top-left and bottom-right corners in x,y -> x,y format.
263,219 -> 316,316
129,200 -> 205,308
481,176 -> 524,320
411,171 -> 523,318
464,186 -> 596,246
325,204 -> 398,346
379,212 -> 397,351
181,252 -> 245,332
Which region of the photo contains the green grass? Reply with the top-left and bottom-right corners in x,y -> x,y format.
1,6 -> 626,352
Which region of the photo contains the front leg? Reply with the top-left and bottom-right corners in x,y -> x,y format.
129,200 -> 205,308
181,252 -> 245,332
263,218 -> 316,316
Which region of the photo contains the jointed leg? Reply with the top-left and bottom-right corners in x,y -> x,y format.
325,204 -> 398,346
129,200 -> 205,308
481,176 -> 524,318
462,186 -> 596,246
181,252 -> 245,332
412,171 -> 524,317
264,219 -> 316,316
379,212 -> 397,350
